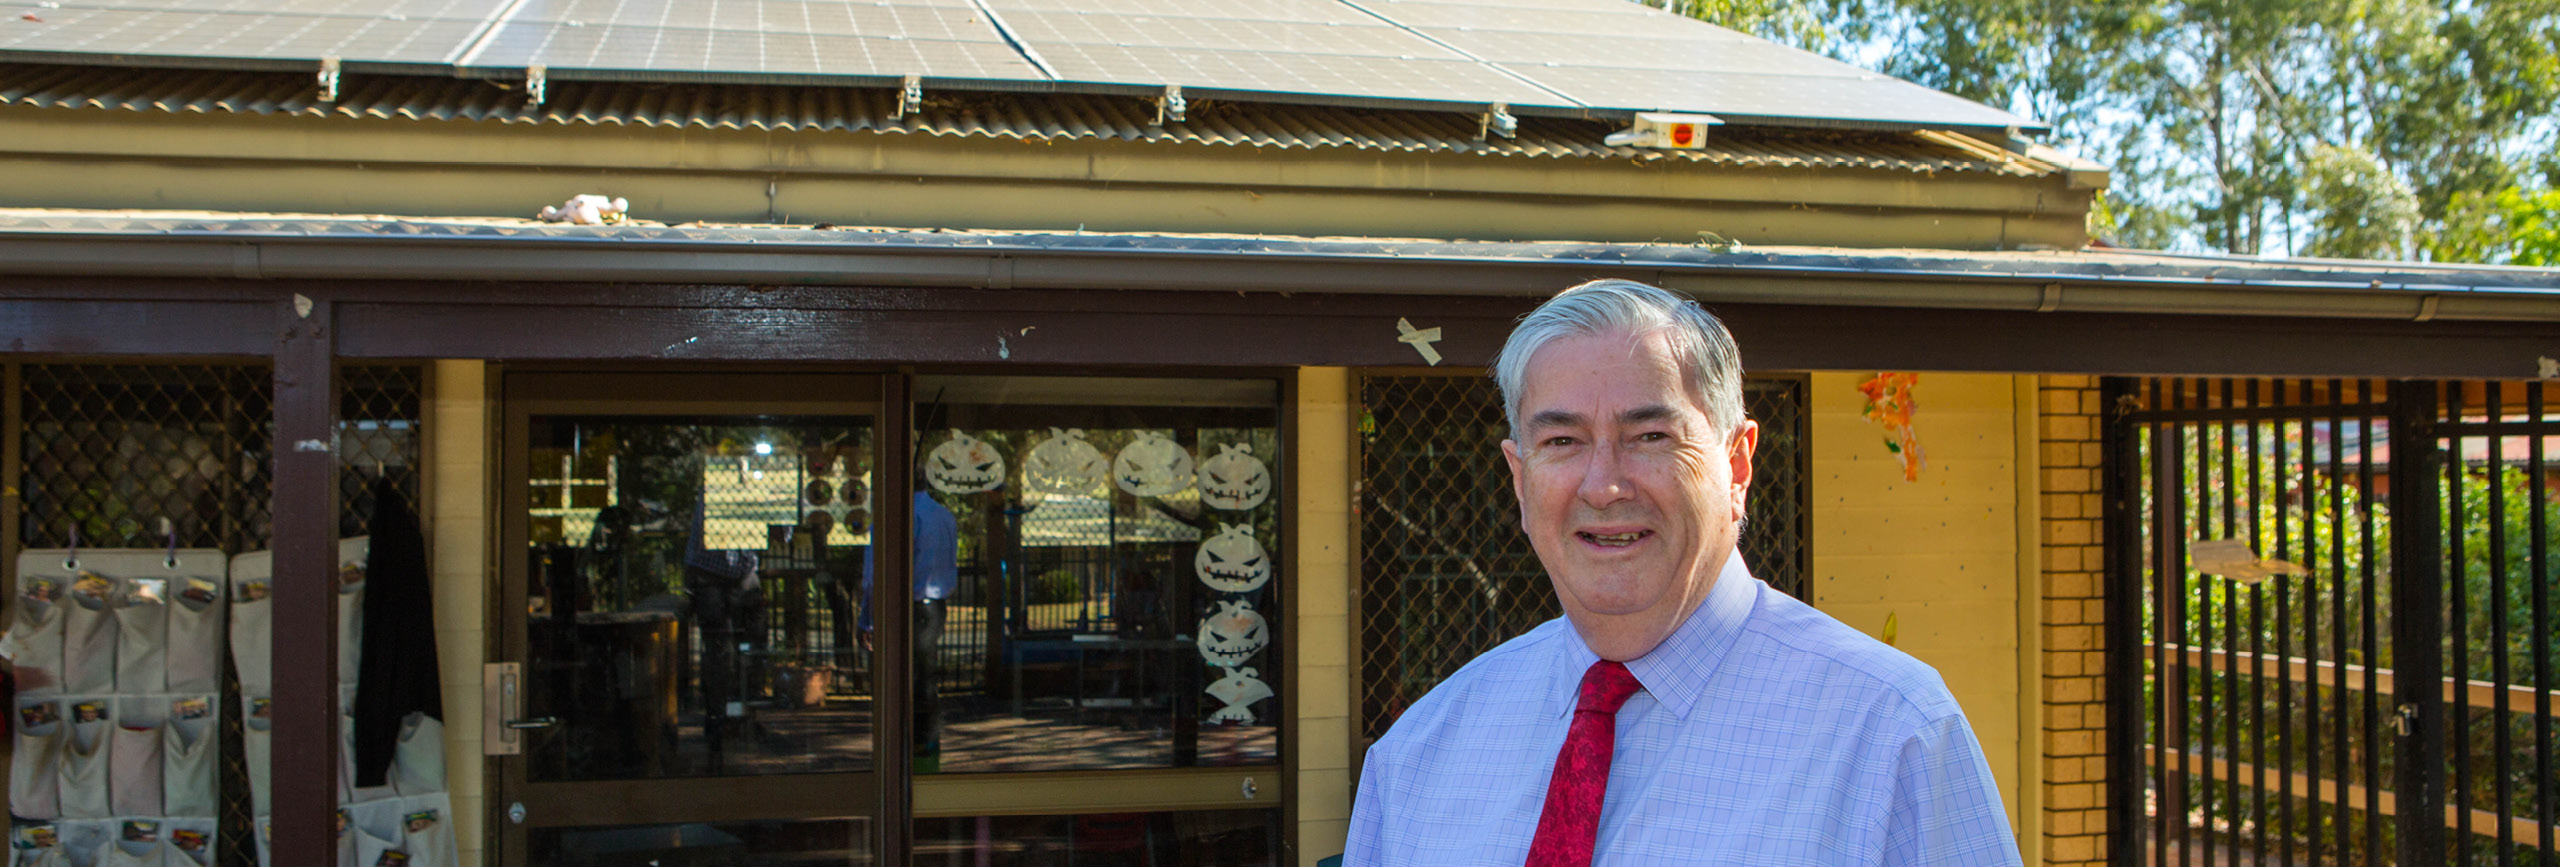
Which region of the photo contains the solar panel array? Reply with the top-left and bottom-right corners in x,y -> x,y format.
0,0 -> 2038,130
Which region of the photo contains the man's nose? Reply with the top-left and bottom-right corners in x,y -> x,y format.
1576,439 -> 1635,508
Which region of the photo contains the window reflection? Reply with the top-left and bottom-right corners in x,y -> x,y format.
909,377 -> 1282,773
532,817 -> 872,866
523,418 -> 875,780
915,809 -> 1280,866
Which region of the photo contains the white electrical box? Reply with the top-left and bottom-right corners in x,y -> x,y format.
1615,112 -> 1723,149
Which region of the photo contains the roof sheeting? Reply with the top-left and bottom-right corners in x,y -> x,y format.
0,0 -> 2040,132
2,209 -> 2554,324
0,63 -> 2060,173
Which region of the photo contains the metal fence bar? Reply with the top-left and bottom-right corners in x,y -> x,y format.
2359,380 -> 2385,862
2446,382 -> 2476,865
2191,381 -> 2211,867
2244,381 -> 2269,867
2532,385 -> 2554,858
2314,378 -> 2334,867
2389,378 -> 2446,865
2488,384 -> 2514,865
2217,380 -> 2244,866
2273,383 -> 2299,867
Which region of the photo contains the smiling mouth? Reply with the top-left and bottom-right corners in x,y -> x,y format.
1577,530 -> 1651,547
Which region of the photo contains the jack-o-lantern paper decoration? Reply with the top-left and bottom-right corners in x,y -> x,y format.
1113,431 -> 1194,497
1196,443 -> 1272,511
1194,523 -> 1271,594
1195,599 -> 1269,668
924,430 -> 1005,494
1021,428 -> 1109,499
1205,666 -> 1274,725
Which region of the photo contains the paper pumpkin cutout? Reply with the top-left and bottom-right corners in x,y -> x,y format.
1021,428 -> 1109,498
1194,523 -> 1271,594
924,430 -> 1005,494
1113,431 -> 1194,497
1205,666 -> 1274,725
1195,599 -> 1268,668
1197,443 -> 1272,511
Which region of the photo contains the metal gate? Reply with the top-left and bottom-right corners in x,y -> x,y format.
2109,377 -> 2560,866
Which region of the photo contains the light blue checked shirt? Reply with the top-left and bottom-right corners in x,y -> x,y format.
1347,554 -> 2020,866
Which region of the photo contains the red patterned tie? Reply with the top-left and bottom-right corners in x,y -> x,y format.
1525,659 -> 1643,867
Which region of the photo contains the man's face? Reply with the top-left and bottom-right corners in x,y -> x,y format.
1502,329 -> 1757,661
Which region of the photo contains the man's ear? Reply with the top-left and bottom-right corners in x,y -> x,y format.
1501,438 -> 1528,531
1726,420 -> 1760,515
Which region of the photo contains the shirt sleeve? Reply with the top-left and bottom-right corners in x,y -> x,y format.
1343,747 -> 1389,866
1880,712 -> 2023,867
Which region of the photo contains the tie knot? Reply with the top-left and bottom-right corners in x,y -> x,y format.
1576,660 -> 1641,715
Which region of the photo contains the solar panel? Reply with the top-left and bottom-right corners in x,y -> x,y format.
458,0 -> 1042,81
1518,65 -> 2027,128
997,11 -> 1450,58
0,3 -> 488,67
0,0 -> 2040,131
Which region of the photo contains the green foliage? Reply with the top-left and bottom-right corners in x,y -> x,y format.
1667,0 -> 2560,262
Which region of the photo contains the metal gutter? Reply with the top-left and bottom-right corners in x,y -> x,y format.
1,220 -> 2555,323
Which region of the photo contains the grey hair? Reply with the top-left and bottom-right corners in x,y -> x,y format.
1491,279 -> 1747,442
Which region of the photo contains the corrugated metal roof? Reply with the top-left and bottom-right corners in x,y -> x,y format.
0,63 -> 2059,176
4,208 -> 2554,312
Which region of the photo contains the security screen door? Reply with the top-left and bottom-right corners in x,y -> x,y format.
496,372 -> 895,866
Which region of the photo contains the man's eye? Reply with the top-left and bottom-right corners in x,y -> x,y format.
1543,436 -> 1577,448
1636,431 -> 1672,442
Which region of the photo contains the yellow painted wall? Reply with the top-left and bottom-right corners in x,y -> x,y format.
1808,371 -> 2026,841
425,361 -> 491,867
1293,368 -> 1358,867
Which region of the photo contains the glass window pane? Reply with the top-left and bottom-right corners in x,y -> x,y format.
904,376 -> 1282,773
522,416 -> 876,780
914,809 -> 1280,866
531,817 -> 873,866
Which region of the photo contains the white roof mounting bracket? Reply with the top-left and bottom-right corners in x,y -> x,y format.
1479,102 -> 1516,140
316,56 -> 341,103
526,64 -> 547,107
893,74 -> 923,119
1155,84 -> 1186,125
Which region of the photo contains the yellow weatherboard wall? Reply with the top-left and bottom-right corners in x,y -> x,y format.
1293,368 -> 1358,866
425,361 -> 491,867
1808,371 -> 2024,836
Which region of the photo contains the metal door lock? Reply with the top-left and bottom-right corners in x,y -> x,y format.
1241,777 -> 1258,799
2391,703 -> 2417,736
508,802 -> 527,824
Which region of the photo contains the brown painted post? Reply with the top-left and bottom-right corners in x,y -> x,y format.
271,294 -> 341,866
874,373 -> 912,865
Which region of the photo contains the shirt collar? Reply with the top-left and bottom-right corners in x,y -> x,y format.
1549,551 -> 1761,720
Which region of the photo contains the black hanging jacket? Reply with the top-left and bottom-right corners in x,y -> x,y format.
352,477 -> 440,787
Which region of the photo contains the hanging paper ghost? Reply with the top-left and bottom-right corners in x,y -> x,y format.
1195,599 -> 1269,667
1021,428 -> 1109,499
1205,666 -> 1274,725
1196,443 -> 1272,511
924,430 -> 1005,494
1114,431 -> 1194,497
1194,523 -> 1271,594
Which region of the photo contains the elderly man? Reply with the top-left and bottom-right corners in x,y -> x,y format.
1345,280 -> 2019,866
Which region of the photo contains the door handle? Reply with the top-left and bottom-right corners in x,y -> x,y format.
485,662 -> 525,756
505,717 -> 562,730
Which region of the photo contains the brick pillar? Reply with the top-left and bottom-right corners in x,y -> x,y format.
2037,376 -> 2108,866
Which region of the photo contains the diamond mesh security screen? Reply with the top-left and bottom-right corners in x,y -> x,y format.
1356,372 -> 1808,739
11,361 -> 423,867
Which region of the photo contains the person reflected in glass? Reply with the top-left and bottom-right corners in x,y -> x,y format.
862,490 -> 961,772
683,495 -> 761,768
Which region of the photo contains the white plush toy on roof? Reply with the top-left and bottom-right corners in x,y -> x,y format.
536,194 -> 630,226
